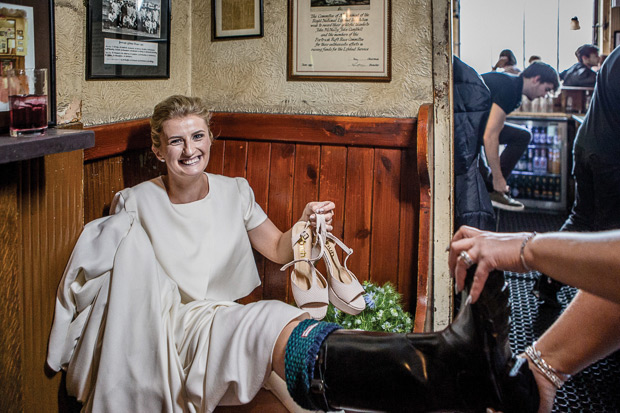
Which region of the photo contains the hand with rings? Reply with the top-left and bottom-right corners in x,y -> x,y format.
449,225 -> 533,304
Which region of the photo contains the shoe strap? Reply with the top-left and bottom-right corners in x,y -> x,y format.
325,232 -> 353,256
281,221 -> 324,271
324,231 -> 354,274
281,256 -> 319,271
312,214 -> 328,262
313,212 -> 356,272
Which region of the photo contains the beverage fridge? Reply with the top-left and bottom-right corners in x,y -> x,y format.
505,116 -> 569,212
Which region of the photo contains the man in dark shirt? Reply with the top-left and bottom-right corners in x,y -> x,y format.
535,46 -> 620,306
480,62 -> 560,210
559,44 -> 599,87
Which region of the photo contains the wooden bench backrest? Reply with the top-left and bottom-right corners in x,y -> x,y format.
84,106 -> 431,328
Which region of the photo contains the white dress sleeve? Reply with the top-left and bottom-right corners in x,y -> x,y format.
234,177 -> 268,231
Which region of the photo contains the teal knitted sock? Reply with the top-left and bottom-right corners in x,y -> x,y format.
284,319 -> 342,410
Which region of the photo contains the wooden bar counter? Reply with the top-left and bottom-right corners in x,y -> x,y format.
0,128 -> 94,412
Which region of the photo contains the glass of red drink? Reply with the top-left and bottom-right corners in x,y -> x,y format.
8,68 -> 48,137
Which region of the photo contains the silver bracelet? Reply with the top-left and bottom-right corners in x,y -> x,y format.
525,342 -> 571,389
520,232 -> 537,272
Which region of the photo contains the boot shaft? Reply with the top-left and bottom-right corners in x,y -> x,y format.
313,307 -> 501,412
307,269 -> 539,413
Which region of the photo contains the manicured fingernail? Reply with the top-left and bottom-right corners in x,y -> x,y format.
465,295 -> 473,306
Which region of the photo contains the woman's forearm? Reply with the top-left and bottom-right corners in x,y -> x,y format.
535,291 -> 620,376
525,230 -> 620,303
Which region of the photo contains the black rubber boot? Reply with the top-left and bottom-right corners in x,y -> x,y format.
307,268 -> 540,412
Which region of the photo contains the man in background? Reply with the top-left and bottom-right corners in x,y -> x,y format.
560,44 -> 599,87
480,62 -> 560,210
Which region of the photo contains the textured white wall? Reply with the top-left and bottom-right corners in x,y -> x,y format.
54,0 -> 192,126
54,0 -> 450,329
192,0 -> 433,117
54,0 -> 433,125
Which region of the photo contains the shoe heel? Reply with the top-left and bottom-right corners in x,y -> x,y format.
281,221 -> 328,320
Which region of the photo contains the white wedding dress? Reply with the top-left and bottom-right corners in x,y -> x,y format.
47,174 -> 305,412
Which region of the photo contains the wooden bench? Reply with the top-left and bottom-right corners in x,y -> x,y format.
81,104 -> 433,411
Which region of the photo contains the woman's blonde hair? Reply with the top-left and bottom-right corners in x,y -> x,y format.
150,95 -> 213,148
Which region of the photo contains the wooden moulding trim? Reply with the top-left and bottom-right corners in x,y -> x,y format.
413,103 -> 433,333
84,112 -> 417,161
85,118 -> 151,161
211,112 -> 416,149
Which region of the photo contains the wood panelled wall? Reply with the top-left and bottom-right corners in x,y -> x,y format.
0,151 -> 84,412
0,109 -> 430,413
84,108 -> 432,318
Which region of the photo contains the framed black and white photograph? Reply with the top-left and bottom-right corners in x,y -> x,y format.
288,0 -> 391,82
0,0 -> 56,131
87,0 -> 171,79
212,0 -> 264,40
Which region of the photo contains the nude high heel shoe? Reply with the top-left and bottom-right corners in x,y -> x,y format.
314,214 -> 366,315
280,221 -> 329,320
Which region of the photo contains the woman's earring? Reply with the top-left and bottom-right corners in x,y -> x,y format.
160,159 -> 165,163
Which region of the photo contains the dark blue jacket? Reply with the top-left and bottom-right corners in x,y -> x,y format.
559,62 -> 597,87
453,56 -> 495,231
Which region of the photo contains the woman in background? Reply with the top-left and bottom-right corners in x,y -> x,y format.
492,49 -> 521,74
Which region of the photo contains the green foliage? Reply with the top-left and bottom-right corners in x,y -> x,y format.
323,281 -> 413,333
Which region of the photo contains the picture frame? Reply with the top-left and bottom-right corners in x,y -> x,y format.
0,0 -> 57,132
87,0 -> 171,79
615,31 -> 620,50
287,0 -> 391,82
212,0 -> 264,40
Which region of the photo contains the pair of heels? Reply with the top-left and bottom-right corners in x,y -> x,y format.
280,214 -> 366,320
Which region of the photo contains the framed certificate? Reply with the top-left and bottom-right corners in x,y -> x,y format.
287,0 -> 391,82
212,0 -> 264,40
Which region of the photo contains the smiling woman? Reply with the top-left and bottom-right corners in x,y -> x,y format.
47,94 -> 341,412
150,96 -> 215,203
153,115 -> 213,203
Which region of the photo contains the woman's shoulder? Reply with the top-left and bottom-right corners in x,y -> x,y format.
113,176 -> 165,212
119,176 -> 163,196
207,173 -> 251,192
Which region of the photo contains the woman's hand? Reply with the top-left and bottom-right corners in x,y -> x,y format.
300,201 -> 335,231
448,226 -> 532,303
492,56 -> 509,70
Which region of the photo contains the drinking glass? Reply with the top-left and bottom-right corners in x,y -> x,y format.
8,68 -> 49,137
